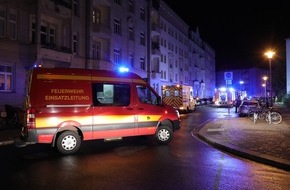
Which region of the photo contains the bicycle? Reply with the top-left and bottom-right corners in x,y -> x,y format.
247,107 -> 282,124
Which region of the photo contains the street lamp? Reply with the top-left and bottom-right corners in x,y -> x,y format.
239,80 -> 244,90
262,76 -> 268,98
264,51 -> 275,107
262,83 -> 266,98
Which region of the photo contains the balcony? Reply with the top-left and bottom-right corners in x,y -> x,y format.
151,23 -> 160,36
93,24 -> 112,38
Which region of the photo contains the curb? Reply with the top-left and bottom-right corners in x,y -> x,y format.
197,132 -> 290,171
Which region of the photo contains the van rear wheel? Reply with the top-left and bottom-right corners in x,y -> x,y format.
56,131 -> 81,155
155,125 -> 173,144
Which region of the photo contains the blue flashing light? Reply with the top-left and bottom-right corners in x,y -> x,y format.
118,66 -> 129,73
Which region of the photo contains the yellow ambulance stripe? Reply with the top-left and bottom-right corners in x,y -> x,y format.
137,115 -> 161,122
36,116 -> 92,128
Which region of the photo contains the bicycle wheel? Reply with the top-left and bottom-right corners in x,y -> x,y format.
247,109 -> 255,120
270,112 -> 282,124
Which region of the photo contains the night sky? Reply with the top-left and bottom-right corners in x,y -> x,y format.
163,0 -> 290,71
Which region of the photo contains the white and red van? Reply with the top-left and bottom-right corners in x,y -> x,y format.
19,67 -> 180,155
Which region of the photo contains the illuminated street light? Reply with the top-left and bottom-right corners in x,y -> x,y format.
264,51 -> 275,107
262,83 -> 266,97
262,76 -> 268,99
239,80 -> 244,90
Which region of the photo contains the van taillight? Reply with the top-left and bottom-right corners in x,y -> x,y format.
27,108 -> 36,128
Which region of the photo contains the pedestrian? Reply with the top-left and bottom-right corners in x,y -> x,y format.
235,96 -> 241,113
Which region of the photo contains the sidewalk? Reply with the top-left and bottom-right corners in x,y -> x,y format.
198,116 -> 290,171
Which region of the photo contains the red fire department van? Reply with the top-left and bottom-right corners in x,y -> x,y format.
18,67 -> 180,155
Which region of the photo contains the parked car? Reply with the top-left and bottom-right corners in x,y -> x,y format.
238,99 -> 260,116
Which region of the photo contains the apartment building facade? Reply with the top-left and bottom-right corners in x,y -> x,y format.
0,0 -> 215,111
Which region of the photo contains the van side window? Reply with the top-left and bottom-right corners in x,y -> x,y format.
136,85 -> 158,105
92,83 -> 130,106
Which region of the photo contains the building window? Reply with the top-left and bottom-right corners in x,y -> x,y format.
113,18 -> 121,34
93,9 -> 101,24
140,8 -> 145,21
8,9 -> 17,40
140,32 -> 145,45
128,26 -> 134,40
129,0 -> 134,13
0,8 -> 5,37
92,42 -> 100,60
31,22 -> 36,43
49,26 -> 55,46
140,57 -> 145,70
73,0 -> 79,16
114,48 -> 121,64
129,52 -> 134,67
0,64 -> 13,92
114,0 -> 122,6
40,22 -> 56,46
40,24 -> 48,45
73,34 -> 78,53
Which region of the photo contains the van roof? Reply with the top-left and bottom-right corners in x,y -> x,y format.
31,67 -> 144,81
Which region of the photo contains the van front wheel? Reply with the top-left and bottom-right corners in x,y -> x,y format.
56,131 -> 81,155
155,125 -> 173,144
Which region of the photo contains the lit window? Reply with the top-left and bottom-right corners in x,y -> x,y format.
0,64 -> 13,92
92,9 -> 101,24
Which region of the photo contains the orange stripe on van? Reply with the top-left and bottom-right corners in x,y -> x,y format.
37,74 -> 90,81
91,76 -> 132,83
37,74 -> 146,84
91,77 -> 146,84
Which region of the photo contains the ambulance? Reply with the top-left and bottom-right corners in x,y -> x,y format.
19,67 -> 180,155
162,85 -> 196,113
